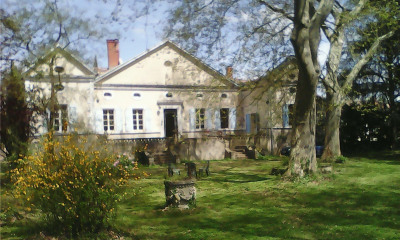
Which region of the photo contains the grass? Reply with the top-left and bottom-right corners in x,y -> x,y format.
1,152 -> 400,239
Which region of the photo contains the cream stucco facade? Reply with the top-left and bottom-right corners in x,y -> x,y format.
25,41 -> 295,155
26,41 -> 242,140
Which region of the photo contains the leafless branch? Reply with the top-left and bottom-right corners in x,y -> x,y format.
258,0 -> 294,21
194,0 -> 215,13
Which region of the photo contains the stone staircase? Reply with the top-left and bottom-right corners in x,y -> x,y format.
231,146 -> 249,160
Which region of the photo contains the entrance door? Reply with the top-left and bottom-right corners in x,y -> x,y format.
164,109 -> 178,138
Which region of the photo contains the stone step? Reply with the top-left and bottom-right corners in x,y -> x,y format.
234,145 -> 248,153
232,151 -> 248,160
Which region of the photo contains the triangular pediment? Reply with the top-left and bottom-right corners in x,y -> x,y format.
25,47 -> 94,79
95,41 -> 237,89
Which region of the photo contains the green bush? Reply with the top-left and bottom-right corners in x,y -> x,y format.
12,133 -> 133,237
335,155 -> 348,163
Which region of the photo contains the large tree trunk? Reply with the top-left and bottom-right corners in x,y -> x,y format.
289,86 -> 317,176
388,61 -> 399,149
321,3 -> 393,157
287,0 -> 333,177
321,89 -> 343,160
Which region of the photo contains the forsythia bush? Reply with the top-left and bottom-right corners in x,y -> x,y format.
12,133 -> 134,236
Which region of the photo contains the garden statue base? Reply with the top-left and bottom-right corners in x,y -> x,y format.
164,180 -> 196,209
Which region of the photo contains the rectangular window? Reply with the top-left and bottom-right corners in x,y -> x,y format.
132,109 -> 143,130
220,108 -> 229,129
195,108 -> 205,129
54,104 -> 68,132
283,104 -> 294,127
103,109 -> 114,131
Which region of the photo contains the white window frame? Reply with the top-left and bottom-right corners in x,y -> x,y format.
103,109 -> 115,132
54,104 -> 68,133
132,109 -> 144,130
195,108 -> 205,130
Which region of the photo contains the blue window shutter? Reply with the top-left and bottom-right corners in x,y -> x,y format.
42,109 -> 50,133
205,109 -> 213,130
189,108 -> 196,131
95,109 -> 103,134
68,105 -> 77,125
125,108 -> 133,132
229,108 -> 236,129
214,110 -> 221,129
246,114 -> 251,133
144,108 -> 152,132
115,108 -> 124,133
282,104 -> 289,128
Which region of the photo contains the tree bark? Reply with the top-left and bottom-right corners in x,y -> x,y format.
320,1 -> 394,158
321,89 -> 343,159
287,0 -> 333,177
387,57 -> 399,149
321,17 -> 345,160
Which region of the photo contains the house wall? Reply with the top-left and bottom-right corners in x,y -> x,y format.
94,44 -> 239,139
99,45 -> 225,87
25,79 -> 94,135
25,51 -> 95,135
237,60 -> 298,153
24,43 -> 300,160
92,87 -> 239,139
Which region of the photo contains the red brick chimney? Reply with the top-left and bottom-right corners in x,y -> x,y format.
226,66 -> 233,79
107,39 -> 119,69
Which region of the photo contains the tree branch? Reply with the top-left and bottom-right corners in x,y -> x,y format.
258,0 -> 294,21
344,31 -> 395,91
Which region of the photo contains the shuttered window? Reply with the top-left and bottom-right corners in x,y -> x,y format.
195,108 -> 205,129
132,109 -> 143,130
54,104 -> 68,133
220,108 -> 229,129
103,109 -> 114,131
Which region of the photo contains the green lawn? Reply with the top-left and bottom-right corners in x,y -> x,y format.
2,152 -> 400,239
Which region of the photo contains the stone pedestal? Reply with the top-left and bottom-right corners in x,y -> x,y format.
164,180 -> 196,209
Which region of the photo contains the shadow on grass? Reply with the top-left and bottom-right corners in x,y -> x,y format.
1,218 -> 44,239
347,150 -> 400,165
210,171 -> 273,183
290,184 -> 400,238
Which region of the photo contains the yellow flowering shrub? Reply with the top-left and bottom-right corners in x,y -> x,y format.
12,133 -> 133,237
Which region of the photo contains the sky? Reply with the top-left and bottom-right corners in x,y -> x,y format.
74,0 -> 169,69
2,0 -> 330,76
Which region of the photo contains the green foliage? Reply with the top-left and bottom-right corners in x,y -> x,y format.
350,0 -> 400,148
341,103 -> 393,152
335,155 -> 348,163
0,65 -> 31,171
11,133 -> 133,237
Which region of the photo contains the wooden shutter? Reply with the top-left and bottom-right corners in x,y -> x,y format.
189,108 -> 196,131
246,114 -> 251,133
125,108 -> 133,132
68,105 -> 77,124
205,109 -> 213,130
94,109 -> 103,134
282,104 -> 289,128
144,108 -> 152,132
229,108 -> 236,129
214,109 -> 221,129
